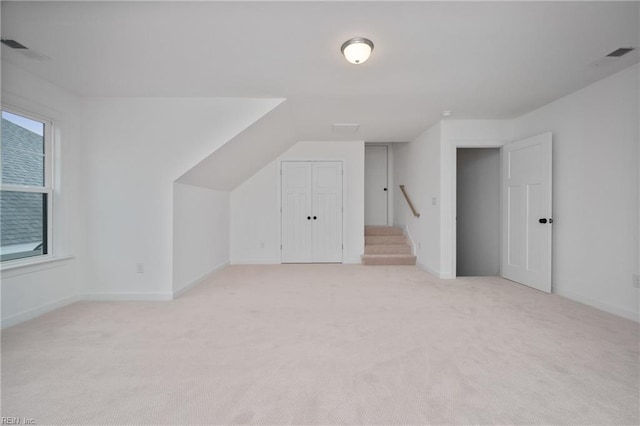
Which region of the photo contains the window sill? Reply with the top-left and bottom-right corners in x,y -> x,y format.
1,255 -> 74,278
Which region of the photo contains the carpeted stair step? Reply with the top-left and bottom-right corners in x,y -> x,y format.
361,254 -> 417,265
365,235 -> 407,245
362,226 -> 415,265
364,244 -> 412,254
365,226 -> 404,236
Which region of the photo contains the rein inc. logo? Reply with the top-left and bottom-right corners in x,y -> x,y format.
1,418 -> 36,425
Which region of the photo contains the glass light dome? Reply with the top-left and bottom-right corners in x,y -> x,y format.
341,38 -> 374,65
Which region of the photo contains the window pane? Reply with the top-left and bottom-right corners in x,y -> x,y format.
1,111 -> 45,186
0,191 -> 48,261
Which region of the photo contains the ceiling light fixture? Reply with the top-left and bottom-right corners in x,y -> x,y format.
341,37 -> 374,65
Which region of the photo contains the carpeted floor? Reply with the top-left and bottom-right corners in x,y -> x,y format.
1,265 -> 639,425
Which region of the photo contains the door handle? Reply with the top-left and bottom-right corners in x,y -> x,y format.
313,216 -> 317,220
383,188 -> 388,191
539,218 -> 547,224
307,216 -> 311,220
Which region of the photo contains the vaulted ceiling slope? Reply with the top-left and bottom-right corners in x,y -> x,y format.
2,1 -> 638,142
177,100 -> 297,190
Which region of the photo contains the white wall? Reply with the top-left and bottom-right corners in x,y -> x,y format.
1,63 -> 86,327
511,64 -> 639,321
230,161 -> 281,264
393,123 -> 442,274
231,140 -> 365,264
81,98 -> 279,299
172,183 -> 229,296
456,148 -> 500,276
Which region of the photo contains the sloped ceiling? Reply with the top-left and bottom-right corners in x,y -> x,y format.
176,100 -> 297,191
2,1 -> 638,143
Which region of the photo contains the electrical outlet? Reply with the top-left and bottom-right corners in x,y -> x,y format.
418,242 -> 422,250
432,197 -> 437,206
136,263 -> 144,274
633,274 -> 640,288
260,242 -> 265,249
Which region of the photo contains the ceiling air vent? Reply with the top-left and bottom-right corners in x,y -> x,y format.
1,38 -> 51,61
591,47 -> 637,67
332,123 -> 360,134
606,47 -> 635,57
1,39 -> 27,49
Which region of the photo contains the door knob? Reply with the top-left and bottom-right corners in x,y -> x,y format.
307,216 -> 311,220
383,188 -> 388,191
539,218 -> 547,224
313,216 -> 317,220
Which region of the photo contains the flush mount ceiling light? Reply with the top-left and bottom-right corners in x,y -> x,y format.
341,37 -> 374,64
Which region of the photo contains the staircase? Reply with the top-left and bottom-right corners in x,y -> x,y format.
361,226 -> 417,265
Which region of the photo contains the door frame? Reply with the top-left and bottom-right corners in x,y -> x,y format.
446,139 -> 507,279
279,159 -> 346,264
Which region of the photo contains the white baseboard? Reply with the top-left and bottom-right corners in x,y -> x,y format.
416,262 -> 440,278
345,257 -> 362,264
1,294 -> 81,329
82,293 -> 173,302
230,259 -> 280,265
173,262 -> 229,299
554,288 -> 639,323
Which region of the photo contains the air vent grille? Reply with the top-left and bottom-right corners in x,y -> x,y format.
606,47 -> 635,57
332,123 -> 360,134
1,39 -> 27,49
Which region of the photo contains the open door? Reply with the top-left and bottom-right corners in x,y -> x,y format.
501,133 -> 553,293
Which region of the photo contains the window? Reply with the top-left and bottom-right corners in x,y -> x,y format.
0,109 -> 53,262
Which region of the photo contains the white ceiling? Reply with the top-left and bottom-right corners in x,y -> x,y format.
2,1 -> 639,142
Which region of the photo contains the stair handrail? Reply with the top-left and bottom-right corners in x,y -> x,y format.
399,185 -> 420,218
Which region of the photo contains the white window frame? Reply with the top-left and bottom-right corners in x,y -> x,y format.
1,106 -> 54,265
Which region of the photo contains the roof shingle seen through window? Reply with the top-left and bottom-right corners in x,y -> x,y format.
1,118 -> 46,246
2,118 -> 45,186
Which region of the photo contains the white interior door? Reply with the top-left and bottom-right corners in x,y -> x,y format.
312,162 -> 343,262
281,162 -> 313,263
501,133 -> 553,292
365,146 -> 388,225
281,161 -> 343,263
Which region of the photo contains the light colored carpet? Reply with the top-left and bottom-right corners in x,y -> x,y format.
2,265 -> 638,425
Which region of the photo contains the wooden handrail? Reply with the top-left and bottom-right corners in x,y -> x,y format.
399,185 -> 420,218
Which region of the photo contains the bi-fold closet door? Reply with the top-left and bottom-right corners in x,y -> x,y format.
281,161 -> 343,263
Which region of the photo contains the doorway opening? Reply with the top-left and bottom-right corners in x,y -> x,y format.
456,148 -> 500,276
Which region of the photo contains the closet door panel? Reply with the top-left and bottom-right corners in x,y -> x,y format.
312,162 -> 343,262
281,162 -> 313,262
